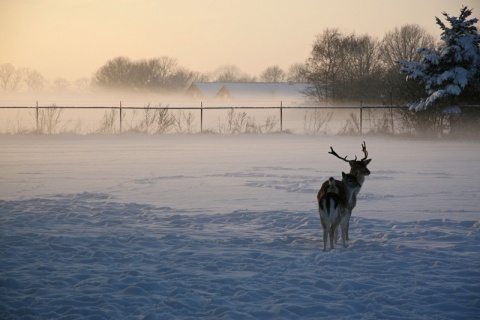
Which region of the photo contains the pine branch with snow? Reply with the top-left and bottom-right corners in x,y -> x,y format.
397,6 -> 480,111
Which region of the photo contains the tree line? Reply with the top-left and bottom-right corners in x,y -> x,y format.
0,60 -> 306,95
303,25 -> 436,105
305,6 -> 479,109
1,6 -> 478,110
0,24 -> 439,98
90,59 -> 303,91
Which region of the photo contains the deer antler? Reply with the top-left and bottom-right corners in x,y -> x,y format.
361,141 -> 368,161
329,143 -> 369,163
328,147 -> 350,162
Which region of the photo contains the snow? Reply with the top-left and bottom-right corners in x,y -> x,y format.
1,134 -> 479,319
442,105 -> 462,114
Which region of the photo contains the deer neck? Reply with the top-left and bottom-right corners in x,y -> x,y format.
339,183 -> 356,207
349,170 -> 366,187
344,185 -> 356,204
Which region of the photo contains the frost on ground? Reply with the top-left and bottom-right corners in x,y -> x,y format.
0,134 -> 479,319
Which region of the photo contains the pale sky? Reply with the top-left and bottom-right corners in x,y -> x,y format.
1,0 -> 478,82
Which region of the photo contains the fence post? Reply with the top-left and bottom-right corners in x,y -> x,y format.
390,107 -> 394,134
119,101 -> 122,134
200,101 -> 203,132
280,101 -> 283,132
359,100 -> 363,135
36,101 -> 39,134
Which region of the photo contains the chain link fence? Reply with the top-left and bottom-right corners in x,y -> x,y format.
1,101 -> 479,138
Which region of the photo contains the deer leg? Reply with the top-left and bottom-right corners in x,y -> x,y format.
345,209 -> 352,240
333,226 -> 339,244
340,219 -> 348,248
329,225 -> 335,250
322,227 -> 328,252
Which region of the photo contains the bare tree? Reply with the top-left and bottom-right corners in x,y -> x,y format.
93,56 -> 196,92
260,65 -> 286,82
74,77 -> 91,92
133,56 -> 179,89
167,67 -> 196,90
381,24 -> 435,67
305,28 -> 347,101
213,65 -> 253,82
52,78 -> 70,93
24,69 -> 47,92
0,63 -> 23,93
214,65 -> 239,82
286,63 -> 308,82
342,34 -> 384,101
347,35 -> 382,80
305,29 -> 383,102
380,24 -> 435,105
93,56 -> 133,89
155,56 -> 179,86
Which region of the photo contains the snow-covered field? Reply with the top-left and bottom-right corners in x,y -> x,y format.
1,134 -> 479,319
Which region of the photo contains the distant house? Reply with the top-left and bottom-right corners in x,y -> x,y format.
185,82 -> 310,101
185,83 -> 225,99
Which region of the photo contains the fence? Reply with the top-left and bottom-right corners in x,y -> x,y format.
0,101 -> 479,137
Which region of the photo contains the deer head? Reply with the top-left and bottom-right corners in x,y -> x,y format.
329,142 -> 372,177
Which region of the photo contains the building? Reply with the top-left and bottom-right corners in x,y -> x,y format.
185,82 -> 310,101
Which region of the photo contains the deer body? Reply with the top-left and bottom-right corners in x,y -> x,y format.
318,178 -> 341,251
318,173 -> 361,251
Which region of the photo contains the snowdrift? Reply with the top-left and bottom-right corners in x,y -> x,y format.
1,134 -> 479,319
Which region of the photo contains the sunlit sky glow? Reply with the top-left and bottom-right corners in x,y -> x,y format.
1,0 -> 478,82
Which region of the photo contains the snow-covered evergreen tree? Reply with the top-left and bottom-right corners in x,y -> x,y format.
397,6 -> 480,111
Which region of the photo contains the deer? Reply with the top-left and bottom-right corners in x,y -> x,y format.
317,141 -> 371,242
318,173 -> 361,251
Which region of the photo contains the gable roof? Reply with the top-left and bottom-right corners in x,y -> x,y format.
186,82 -> 309,100
186,82 -> 225,99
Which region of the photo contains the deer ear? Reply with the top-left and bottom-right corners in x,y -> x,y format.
363,159 -> 371,165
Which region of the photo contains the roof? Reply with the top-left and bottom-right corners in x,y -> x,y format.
185,82 -> 310,100
186,82 -> 225,99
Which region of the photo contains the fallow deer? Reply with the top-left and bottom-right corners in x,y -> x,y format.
317,142 -> 371,241
318,173 -> 361,251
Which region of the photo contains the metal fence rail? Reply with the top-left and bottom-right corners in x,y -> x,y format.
0,101 -> 479,136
